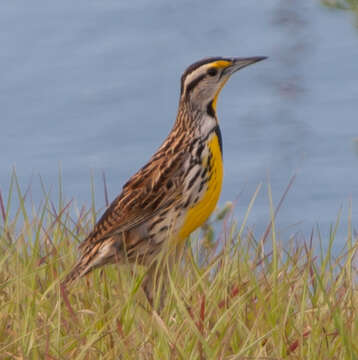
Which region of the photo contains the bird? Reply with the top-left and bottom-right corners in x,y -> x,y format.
62,56 -> 267,303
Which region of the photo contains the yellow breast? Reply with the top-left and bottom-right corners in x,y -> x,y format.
178,132 -> 223,240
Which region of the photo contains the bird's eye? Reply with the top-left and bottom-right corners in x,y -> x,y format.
207,68 -> 218,77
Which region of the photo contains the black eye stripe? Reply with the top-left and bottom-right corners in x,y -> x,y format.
184,67 -> 219,98
185,74 -> 206,97
180,57 -> 225,94
207,68 -> 218,76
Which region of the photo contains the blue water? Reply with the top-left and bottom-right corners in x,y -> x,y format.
1,1 -> 357,244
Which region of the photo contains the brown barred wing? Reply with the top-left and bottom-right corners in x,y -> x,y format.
62,148 -> 187,285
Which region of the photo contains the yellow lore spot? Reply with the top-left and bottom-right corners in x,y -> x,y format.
211,60 -> 232,69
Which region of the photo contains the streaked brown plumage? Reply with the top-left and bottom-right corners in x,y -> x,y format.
62,56 -> 266,302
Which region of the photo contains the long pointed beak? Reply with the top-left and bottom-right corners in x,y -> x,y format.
223,56 -> 267,76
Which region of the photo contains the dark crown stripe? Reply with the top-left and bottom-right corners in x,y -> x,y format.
180,57 -> 225,94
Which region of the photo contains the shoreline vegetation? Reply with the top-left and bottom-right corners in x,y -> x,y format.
322,0 -> 358,24
1,172 -> 357,359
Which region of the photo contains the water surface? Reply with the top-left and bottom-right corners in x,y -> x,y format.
1,1 -> 357,244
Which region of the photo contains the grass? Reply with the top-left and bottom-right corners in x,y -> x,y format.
1,171 -> 358,359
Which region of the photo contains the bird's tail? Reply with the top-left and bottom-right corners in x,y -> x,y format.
61,257 -> 92,288
61,238 -> 117,289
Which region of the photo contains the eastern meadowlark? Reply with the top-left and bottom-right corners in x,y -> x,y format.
63,56 -> 266,302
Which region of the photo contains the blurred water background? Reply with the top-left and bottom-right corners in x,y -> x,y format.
1,0 -> 357,246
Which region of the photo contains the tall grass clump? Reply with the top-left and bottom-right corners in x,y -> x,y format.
1,171 -> 357,359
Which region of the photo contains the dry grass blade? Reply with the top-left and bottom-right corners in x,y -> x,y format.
1,173 -> 357,359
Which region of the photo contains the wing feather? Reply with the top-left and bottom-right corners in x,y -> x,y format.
78,143 -> 188,253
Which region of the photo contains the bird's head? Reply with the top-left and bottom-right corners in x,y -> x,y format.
180,56 -> 267,116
